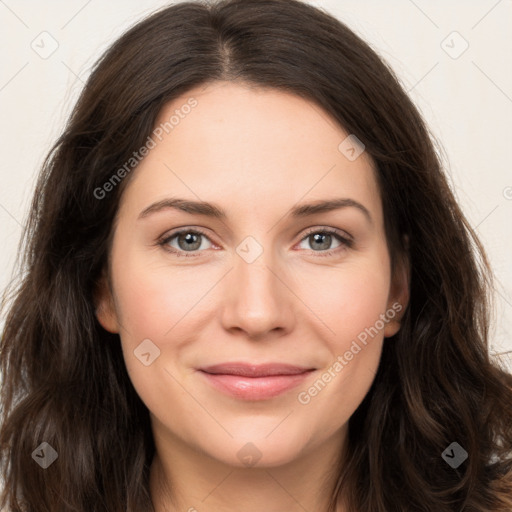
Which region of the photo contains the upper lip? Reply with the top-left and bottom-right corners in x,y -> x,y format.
199,362 -> 315,377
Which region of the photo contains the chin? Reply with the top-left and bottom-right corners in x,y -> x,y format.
199,429 -> 311,469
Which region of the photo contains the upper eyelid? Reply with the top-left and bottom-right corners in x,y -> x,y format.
301,226 -> 353,241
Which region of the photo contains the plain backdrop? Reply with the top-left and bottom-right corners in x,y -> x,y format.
0,0 -> 511,370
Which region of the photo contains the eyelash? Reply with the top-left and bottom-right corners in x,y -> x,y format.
157,226 -> 353,258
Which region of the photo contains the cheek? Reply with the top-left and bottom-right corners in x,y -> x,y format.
111,246 -> 210,342
293,265 -> 389,436
110,254 -> 203,420
295,253 -> 392,345
292,250 -> 391,408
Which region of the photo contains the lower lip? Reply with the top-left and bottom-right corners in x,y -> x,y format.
199,370 -> 314,400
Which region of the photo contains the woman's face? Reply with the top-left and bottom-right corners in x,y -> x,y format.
96,81 -> 408,468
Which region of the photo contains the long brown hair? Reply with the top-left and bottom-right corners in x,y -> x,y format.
1,1 -> 511,510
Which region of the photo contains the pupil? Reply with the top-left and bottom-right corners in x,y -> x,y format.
180,233 -> 200,251
312,233 -> 330,250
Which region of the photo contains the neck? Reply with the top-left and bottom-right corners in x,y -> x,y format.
149,423 -> 349,512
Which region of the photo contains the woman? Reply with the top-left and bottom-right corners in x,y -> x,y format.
1,0 -> 511,511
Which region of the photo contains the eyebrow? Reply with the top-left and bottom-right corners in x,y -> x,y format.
138,197 -> 372,224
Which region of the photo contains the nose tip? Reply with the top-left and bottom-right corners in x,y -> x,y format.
220,246 -> 294,340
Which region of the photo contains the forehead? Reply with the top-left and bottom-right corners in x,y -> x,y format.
119,81 -> 382,226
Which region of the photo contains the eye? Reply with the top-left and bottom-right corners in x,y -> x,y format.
158,226 -> 353,258
296,227 -> 353,257
158,228 -> 214,257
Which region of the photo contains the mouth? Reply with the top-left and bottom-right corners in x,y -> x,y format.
198,362 -> 316,400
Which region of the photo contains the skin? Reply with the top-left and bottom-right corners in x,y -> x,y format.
95,81 -> 409,512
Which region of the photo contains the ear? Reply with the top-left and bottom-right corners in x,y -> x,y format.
384,238 -> 410,338
93,269 -> 120,334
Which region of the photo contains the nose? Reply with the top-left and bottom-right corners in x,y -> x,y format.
220,244 -> 296,341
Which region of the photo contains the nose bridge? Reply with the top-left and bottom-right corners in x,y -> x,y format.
234,233 -> 282,306
221,233 -> 293,337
